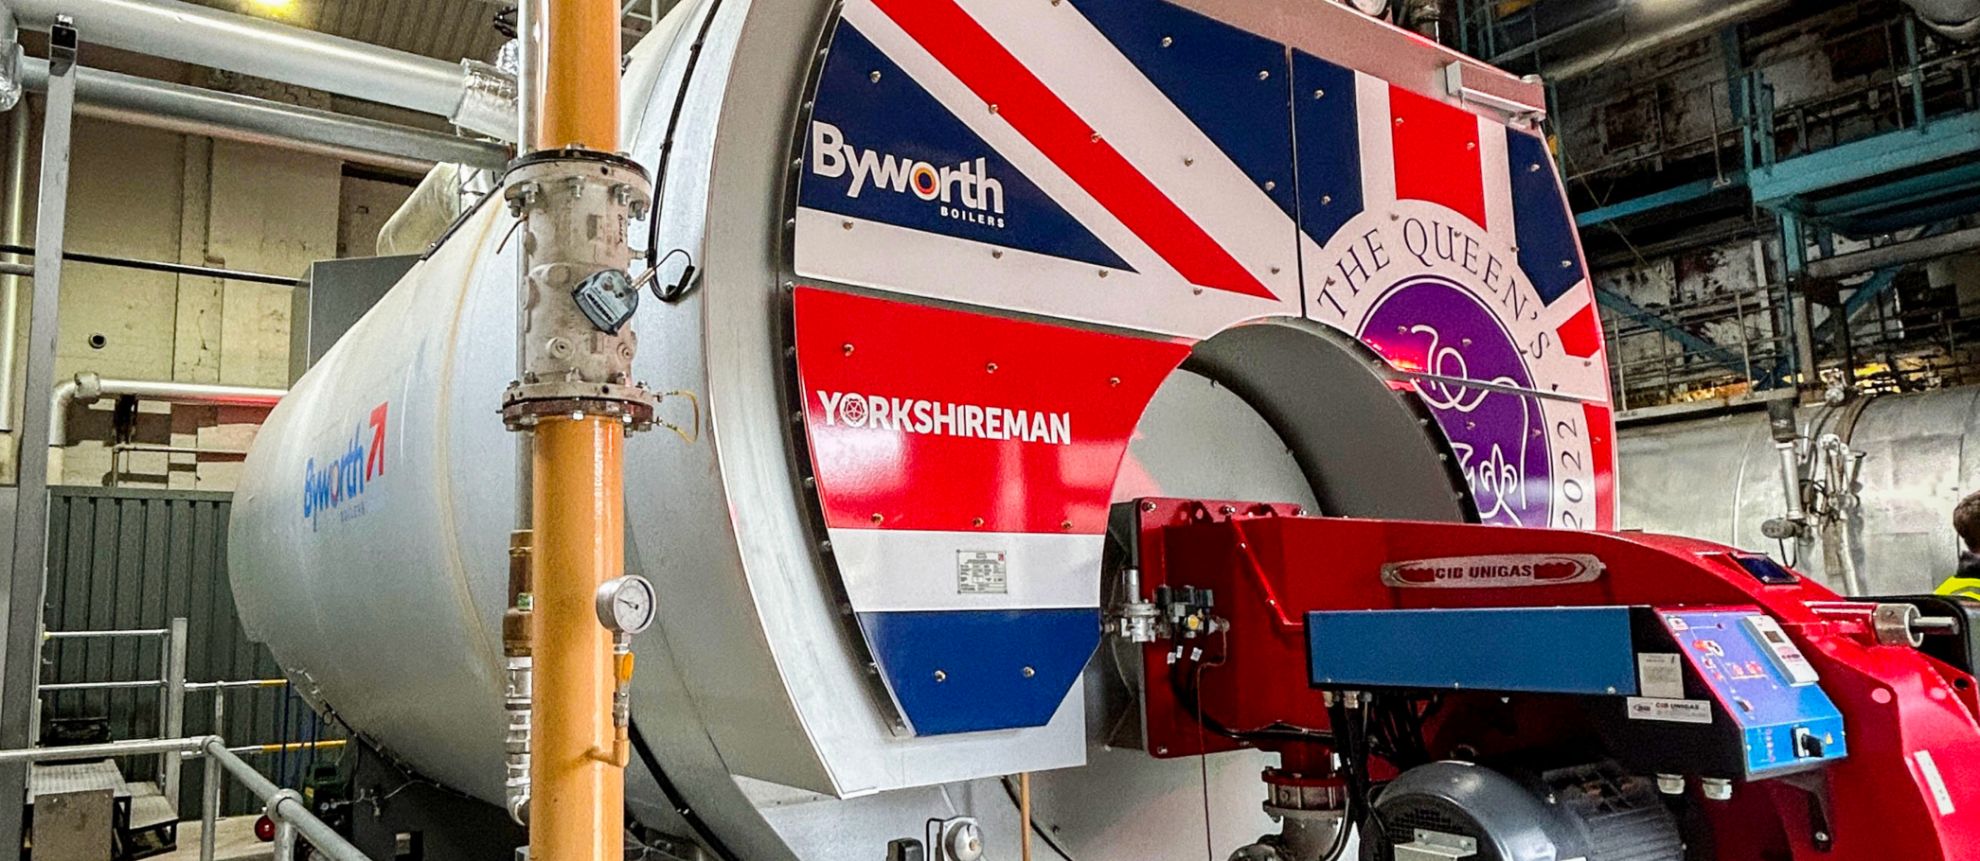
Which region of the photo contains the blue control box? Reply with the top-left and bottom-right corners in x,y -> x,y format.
1307,606 -> 1639,696
1654,609 -> 1847,777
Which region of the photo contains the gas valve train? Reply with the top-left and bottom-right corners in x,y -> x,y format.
228,0 -> 1980,859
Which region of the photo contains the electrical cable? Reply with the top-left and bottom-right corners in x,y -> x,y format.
627,716 -> 740,861
1194,646 -> 1223,861
641,0 -> 727,273
1169,637 -> 1334,745
1328,698 -> 1392,857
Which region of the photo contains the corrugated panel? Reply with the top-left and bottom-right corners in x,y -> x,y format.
39,487 -> 339,820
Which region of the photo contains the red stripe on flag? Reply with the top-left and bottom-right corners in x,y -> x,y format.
1582,401 -> 1615,530
1556,302 -> 1603,358
1389,86 -> 1487,230
867,0 -> 1276,301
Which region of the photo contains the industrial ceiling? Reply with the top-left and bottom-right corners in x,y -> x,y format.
180,0 -> 672,63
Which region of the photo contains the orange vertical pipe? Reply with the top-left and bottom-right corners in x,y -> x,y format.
535,0 -> 620,151
531,417 -> 625,861
530,3 -> 628,858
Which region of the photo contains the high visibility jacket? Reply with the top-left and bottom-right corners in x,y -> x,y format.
1936,552 -> 1980,598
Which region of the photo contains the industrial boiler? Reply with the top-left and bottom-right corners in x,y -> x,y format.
227,1 -> 1980,860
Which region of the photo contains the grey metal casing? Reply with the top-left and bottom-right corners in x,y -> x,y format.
288,255 -> 419,382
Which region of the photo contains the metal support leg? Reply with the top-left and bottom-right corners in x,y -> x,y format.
163,616 -> 188,807
0,18 -> 77,855
272,819 -> 298,861
200,748 -> 221,861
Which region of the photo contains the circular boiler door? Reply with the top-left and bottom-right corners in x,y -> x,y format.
1021,317 -> 1467,860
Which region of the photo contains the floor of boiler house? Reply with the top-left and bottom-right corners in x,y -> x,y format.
154,816 -> 272,861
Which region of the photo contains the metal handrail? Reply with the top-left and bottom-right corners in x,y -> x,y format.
0,735 -> 372,861
42,628 -> 169,639
185,678 -> 288,692
37,679 -> 169,692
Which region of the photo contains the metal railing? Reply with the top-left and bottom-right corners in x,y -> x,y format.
0,736 -> 367,861
1602,282 -> 1802,412
35,619 -> 187,807
35,619 -> 345,817
1605,268 -> 1980,409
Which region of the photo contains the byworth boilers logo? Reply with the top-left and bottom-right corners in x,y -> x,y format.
302,402 -> 388,529
810,121 -> 1007,229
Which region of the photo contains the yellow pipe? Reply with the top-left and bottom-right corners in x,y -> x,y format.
530,416 -> 625,861
241,739 -> 348,755
535,0 -> 620,151
1019,773 -> 1033,861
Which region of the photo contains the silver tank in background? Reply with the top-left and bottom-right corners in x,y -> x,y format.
1617,389 -> 1980,595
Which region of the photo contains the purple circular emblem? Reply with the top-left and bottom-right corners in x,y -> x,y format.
1358,276 -> 1552,527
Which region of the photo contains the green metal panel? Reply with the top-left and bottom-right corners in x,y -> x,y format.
38,487 -> 338,820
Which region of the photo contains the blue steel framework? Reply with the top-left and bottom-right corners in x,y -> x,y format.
1454,0 -> 1980,407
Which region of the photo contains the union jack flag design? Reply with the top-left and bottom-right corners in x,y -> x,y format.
792,0 -> 1616,736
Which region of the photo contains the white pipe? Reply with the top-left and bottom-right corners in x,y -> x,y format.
516,0 -> 539,149
1544,0 -> 1784,80
19,57 -> 508,172
47,372 -> 285,480
6,0 -> 514,138
1775,441 -> 1805,524
0,106 -> 24,435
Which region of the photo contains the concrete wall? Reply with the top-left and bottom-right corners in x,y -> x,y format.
1,53 -> 417,490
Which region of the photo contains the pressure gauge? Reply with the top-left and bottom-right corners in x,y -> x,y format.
595,575 -> 657,634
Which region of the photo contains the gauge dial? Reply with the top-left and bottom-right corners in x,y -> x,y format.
595,575 -> 657,634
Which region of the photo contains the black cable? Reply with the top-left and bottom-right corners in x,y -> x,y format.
641,0 -> 727,272
627,716 -> 740,861
651,247 -> 699,302
1329,699 -> 1391,856
1168,643 -> 1334,745
0,242 -> 300,285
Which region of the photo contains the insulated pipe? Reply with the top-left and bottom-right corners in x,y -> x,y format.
1774,441 -> 1805,525
48,373 -> 287,447
1542,0 -> 1784,81
516,0 -> 540,151
5,0 -> 509,135
19,57 -> 509,173
47,373 -> 286,480
0,105 -> 25,435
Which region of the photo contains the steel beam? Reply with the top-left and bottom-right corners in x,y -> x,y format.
1805,225 -> 1980,281
1803,161 -> 1980,223
1593,286 -> 1752,378
1576,174 -> 1745,228
1749,111 -> 1980,212
0,17 -> 77,854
